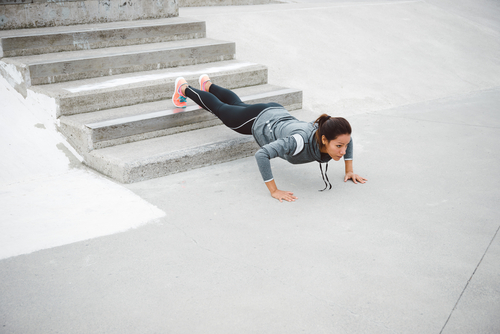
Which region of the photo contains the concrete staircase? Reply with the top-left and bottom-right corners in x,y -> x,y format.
1,13 -> 302,183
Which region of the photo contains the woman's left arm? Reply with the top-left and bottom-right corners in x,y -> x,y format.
344,160 -> 367,184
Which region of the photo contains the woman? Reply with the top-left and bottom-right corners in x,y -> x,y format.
172,75 -> 367,202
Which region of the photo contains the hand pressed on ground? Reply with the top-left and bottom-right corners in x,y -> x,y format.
271,189 -> 298,202
265,179 -> 297,202
344,160 -> 367,184
344,172 -> 367,184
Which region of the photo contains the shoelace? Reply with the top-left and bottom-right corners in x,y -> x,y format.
319,162 -> 332,191
179,96 -> 187,103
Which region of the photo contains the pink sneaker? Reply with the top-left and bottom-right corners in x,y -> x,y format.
172,77 -> 188,108
199,74 -> 211,92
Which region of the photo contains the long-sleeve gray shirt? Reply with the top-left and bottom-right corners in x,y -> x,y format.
251,107 -> 353,182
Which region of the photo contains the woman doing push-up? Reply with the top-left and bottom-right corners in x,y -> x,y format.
172,75 -> 367,202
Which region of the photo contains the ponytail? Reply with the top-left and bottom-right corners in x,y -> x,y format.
314,114 -> 352,149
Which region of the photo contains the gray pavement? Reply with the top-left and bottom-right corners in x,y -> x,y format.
1,0 -> 500,333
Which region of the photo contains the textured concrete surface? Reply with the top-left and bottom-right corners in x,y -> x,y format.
189,0 -> 500,117
1,0 -> 499,333
1,38 -> 235,86
33,60 -> 268,116
60,84 -> 301,153
180,0 -> 273,7
0,17 -> 206,57
0,0 -> 178,29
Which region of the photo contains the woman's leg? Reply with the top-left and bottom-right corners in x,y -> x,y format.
184,85 -> 279,135
184,85 -> 227,115
199,76 -> 265,108
208,84 -> 246,106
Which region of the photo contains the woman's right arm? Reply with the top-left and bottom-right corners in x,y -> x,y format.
255,137 -> 298,202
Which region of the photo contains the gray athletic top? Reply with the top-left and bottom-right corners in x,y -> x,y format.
252,107 -> 353,182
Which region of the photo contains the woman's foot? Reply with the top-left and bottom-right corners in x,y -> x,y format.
199,74 -> 211,92
172,77 -> 188,108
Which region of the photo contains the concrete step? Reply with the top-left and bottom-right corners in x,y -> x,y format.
59,84 -> 303,154
85,108 -> 311,184
34,60 -> 268,117
85,123 -> 258,183
0,17 -> 206,57
0,0 -> 178,30
179,0 -> 273,7
2,38 -> 235,88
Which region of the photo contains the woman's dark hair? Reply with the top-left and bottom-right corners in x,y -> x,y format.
314,114 -> 352,149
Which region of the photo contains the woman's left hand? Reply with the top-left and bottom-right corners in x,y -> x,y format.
344,172 -> 367,184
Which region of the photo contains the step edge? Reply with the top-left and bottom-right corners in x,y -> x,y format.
35,60 -> 264,94
86,88 -> 300,129
13,38 -> 236,64
0,18 -> 207,38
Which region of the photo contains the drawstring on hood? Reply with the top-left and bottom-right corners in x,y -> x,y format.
319,162 -> 332,191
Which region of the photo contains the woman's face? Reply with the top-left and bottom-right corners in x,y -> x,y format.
322,134 -> 351,161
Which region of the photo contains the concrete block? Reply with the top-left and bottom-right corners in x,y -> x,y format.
4,38 -> 235,86
33,60 -> 269,116
84,124 -> 260,183
0,0 -> 178,30
59,84 -> 302,154
179,0 -> 272,7
0,17 -> 206,57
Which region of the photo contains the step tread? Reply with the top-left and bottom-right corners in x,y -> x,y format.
0,17 -> 205,38
64,84 -> 298,126
85,121 -> 260,183
85,109 -> 312,183
8,38 -> 233,65
59,84 -> 301,153
35,59 -> 265,96
89,123 -> 252,163
89,108 -> 312,162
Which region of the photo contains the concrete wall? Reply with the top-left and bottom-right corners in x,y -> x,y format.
179,0 -> 272,7
0,0 -> 178,30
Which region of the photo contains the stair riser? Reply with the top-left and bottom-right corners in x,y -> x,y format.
59,122 -> 93,158
59,89 -> 302,154
92,119 -> 222,151
90,102 -> 300,151
0,0 -> 178,30
28,43 -> 235,85
90,91 -> 303,145
86,137 -> 259,183
56,67 -> 268,116
91,109 -> 217,146
1,22 -> 206,57
180,0 -> 271,7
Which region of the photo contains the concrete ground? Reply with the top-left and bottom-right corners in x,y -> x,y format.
1,0 -> 500,333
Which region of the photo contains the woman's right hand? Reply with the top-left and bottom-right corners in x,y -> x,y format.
265,179 -> 297,202
271,189 -> 298,202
